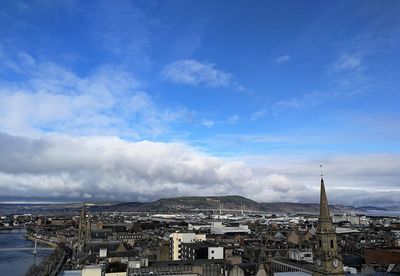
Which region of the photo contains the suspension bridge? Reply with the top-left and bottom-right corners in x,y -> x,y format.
0,247 -> 53,252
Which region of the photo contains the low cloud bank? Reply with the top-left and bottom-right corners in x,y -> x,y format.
0,132 -> 399,206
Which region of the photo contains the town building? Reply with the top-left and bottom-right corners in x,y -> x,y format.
181,242 -> 224,260
210,222 -> 251,235
288,249 -> 313,263
169,232 -> 206,260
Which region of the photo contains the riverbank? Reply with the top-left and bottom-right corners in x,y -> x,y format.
0,226 -> 25,230
24,233 -> 57,248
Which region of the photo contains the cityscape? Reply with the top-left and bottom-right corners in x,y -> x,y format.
1,1 -> 400,276
1,177 -> 400,275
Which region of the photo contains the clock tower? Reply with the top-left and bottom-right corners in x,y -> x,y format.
313,176 -> 345,276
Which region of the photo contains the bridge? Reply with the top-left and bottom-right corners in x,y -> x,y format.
190,208 -> 265,214
0,247 -> 53,252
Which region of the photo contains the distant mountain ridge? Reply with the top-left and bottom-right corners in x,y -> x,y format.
1,195 -> 396,215
105,195 -> 378,214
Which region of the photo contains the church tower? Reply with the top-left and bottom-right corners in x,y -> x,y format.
78,202 -> 88,252
313,176 -> 345,276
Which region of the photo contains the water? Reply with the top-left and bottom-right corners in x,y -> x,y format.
0,229 -> 53,276
365,210 -> 400,217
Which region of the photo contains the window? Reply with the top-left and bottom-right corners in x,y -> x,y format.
319,239 -> 321,248
330,239 -> 334,248
211,250 -> 214,254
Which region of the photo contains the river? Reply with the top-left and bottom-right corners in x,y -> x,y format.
0,229 -> 53,276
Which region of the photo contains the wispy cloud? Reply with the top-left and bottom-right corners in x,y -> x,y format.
275,54 -> 291,64
87,0 -> 155,70
0,47 -> 36,75
198,115 -> 240,128
332,53 -> 362,71
201,119 -> 215,128
259,52 -> 368,115
274,90 -> 331,110
262,16 -> 398,116
162,59 -> 232,87
251,108 -> 267,120
227,115 -> 240,124
0,51 -> 189,138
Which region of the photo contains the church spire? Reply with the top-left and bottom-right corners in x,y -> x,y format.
78,202 -> 87,252
314,170 -> 345,275
317,166 -> 334,234
319,177 -> 331,219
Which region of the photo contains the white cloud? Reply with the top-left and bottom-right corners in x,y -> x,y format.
333,53 -> 362,71
274,90 -> 328,110
275,54 -> 291,64
0,60 -> 189,138
251,108 -> 267,120
0,132 -> 299,202
227,115 -> 240,124
162,59 -> 232,87
198,115 -> 239,128
0,132 -> 399,205
201,120 -> 214,128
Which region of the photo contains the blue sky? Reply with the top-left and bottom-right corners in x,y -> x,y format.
0,1 -> 399,204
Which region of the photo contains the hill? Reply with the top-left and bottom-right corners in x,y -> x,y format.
110,195 -> 259,212
105,196 -> 364,214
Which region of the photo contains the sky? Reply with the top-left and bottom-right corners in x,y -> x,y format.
0,0 -> 399,206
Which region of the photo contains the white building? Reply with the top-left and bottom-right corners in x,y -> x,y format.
169,232 -> 206,260
188,223 -> 211,231
82,265 -> 103,276
208,246 -> 224,259
344,267 -> 357,274
210,222 -> 251,235
332,214 -> 370,226
288,249 -> 313,263
335,227 -> 360,234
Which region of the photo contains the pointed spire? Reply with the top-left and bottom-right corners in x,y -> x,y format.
80,202 -> 86,218
319,176 -> 331,219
